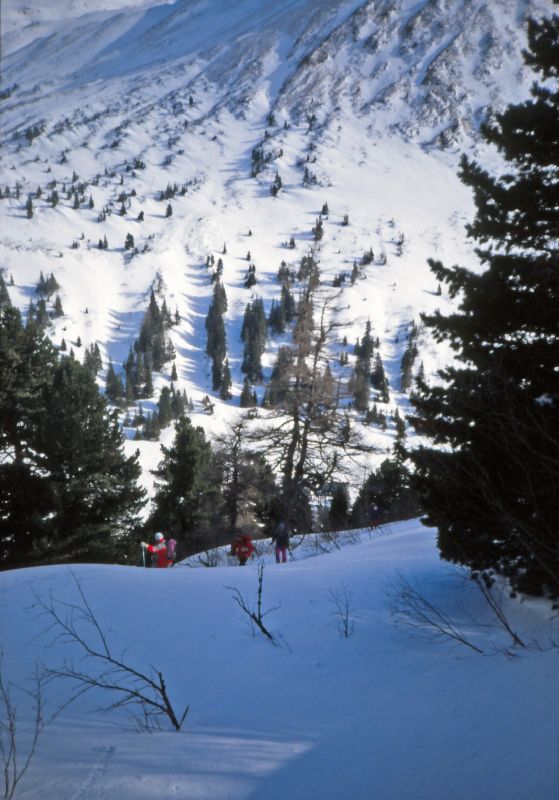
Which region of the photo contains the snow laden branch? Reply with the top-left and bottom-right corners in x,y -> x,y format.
0,654 -> 47,800
227,562 -> 279,644
34,573 -> 189,731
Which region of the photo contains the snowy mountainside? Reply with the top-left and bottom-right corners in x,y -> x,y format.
0,0 -> 552,497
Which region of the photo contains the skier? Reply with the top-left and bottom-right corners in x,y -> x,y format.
272,521 -> 290,564
141,532 -> 172,568
231,532 -> 254,566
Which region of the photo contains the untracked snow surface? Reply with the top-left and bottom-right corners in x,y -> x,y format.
1,521 -> 558,799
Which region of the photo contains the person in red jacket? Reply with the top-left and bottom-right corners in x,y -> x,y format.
231,532 -> 254,566
141,532 -> 170,568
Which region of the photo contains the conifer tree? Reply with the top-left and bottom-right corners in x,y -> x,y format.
328,484 -> 350,530
350,321 -> 374,411
157,386 -> 174,428
400,334 -> 418,392
0,272 -> 11,309
410,16 -> 559,596
268,299 -> 286,335
205,281 -> 229,392
241,299 -> 266,382
220,359 -> 232,401
240,377 -> 256,408
371,352 -> 389,403
105,360 -> 124,404
0,309 -> 145,567
52,294 -> 64,317
147,416 -> 223,554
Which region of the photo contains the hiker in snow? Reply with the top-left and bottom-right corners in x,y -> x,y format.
141,532 -> 173,568
369,504 -> 383,528
272,521 -> 290,564
231,532 -> 254,566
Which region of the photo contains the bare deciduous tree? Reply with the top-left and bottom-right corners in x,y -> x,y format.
0,655 -> 47,799
227,562 -> 279,643
252,285 -> 375,525
35,573 -> 189,731
329,582 -> 355,638
387,571 -> 485,655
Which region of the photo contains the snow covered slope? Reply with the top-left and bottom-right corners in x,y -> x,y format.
1,521 -> 558,799
0,0 -> 552,493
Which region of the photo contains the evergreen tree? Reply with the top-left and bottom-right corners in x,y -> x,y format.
244,263 -> 257,288
268,299 -> 286,335
220,358 -> 233,400
410,16 -> 559,597
400,333 -> 418,391
271,172 -> 282,197
34,357 -> 145,562
0,310 -> 145,567
240,377 -> 256,408
0,272 -> 11,309
241,299 -> 266,382
52,294 -> 64,317
350,321 -> 374,411
25,196 -> 34,219
351,457 -> 417,528
143,367 -> 154,397
147,417 -> 223,554
263,346 -> 294,407
205,281 -> 228,392
105,360 -> 124,404
35,298 -> 50,328
371,352 -> 390,403
328,483 -> 350,530
158,386 -> 173,428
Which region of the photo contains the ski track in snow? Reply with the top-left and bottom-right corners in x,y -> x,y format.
70,745 -> 116,800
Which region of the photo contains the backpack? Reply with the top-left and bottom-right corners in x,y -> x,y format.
166,538 -> 177,562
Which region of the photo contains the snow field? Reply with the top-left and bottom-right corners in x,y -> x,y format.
1,520 -> 558,799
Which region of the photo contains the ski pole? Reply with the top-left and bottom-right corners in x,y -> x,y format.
141,544 -> 145,568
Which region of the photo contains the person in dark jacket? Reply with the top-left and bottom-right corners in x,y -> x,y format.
272,522 -> 290,564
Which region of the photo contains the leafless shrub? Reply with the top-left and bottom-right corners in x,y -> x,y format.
470,572 -> 525,648
329,582 -> 355,638
190,547 -> 226,568
227,562 -> 279,643
0,655 -> 47,799
387,571 -> 485,654
35,572 -> 189,731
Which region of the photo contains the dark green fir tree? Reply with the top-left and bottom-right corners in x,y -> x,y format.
410,15 -> 559,597
147,416 -> 223,554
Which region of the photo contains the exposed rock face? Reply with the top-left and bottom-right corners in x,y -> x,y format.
1,0 -> 550,148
